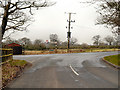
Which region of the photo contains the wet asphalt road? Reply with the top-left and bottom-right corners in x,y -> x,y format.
7,51 -> 119,88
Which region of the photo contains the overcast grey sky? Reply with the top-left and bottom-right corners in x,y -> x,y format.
7,0 -> 113,44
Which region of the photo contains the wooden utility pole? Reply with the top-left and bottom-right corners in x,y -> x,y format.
65,12 -> 76,52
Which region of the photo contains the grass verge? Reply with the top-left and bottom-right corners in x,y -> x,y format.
104,54 -> 120,66
23,48 -> 119,55
2,59 -> 30,88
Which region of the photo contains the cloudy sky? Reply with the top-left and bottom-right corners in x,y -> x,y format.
7,0 -> 113,44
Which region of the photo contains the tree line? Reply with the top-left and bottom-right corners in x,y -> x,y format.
92,35 -> 120,46
2,33 -> 119,50
2,34 -> 78,50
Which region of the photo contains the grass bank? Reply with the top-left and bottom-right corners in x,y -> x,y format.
1,60 -> 30,88
104,54 -> 120,66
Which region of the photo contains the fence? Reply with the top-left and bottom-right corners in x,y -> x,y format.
0,48 -> 13,63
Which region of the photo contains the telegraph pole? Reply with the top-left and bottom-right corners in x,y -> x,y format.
65,12 -> 76,52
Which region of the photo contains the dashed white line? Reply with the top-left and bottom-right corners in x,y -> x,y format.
69,64 -> 79,76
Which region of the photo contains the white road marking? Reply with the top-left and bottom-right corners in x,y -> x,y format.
69,64 -> 79,76
29,60 -> 34,63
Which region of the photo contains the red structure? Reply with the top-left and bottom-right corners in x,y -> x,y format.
6,43 -> 22,55
7,43 -> 21,47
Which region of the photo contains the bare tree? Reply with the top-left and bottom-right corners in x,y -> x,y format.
92,35 -> 101,45
34,39 -> 42,46
49,34 -> 59,45
70,37 -> 78,45
95,0 -> 120,35
0,0 -> 55,43
113,35 -> 120,46
81,43 -> 89,49
99,41 -> 107,46
80,0 -> 120,35
33,39 -> 44,50
61,41 -> 67,46
19,37 -> 32,46
104,35 -> 114,45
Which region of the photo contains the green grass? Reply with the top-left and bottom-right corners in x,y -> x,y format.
9,60 -> 27,67
104,54 -> 120,66
85,48 -> 119,52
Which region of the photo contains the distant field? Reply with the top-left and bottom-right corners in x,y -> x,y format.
23,48 -> 120,55
104,54 -> 120,66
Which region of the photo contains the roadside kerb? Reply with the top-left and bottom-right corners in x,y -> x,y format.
102,58 -> 120,69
